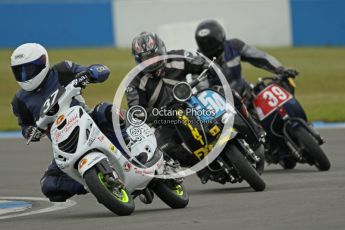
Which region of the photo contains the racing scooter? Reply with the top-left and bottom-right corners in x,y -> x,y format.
27,79 -> 189,216
251,73 -> 330,171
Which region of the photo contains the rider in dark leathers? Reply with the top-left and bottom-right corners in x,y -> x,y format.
195,19 -> 298,98
10,43 -> 117,202
195,20 -> 298,138
126,32 -> 214,166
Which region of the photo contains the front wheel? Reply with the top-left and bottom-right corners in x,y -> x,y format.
290,126 -> 330,171
254,144 -> 265,175
153,181 -> 189,209
224,144 -> 266,191
84,167 -> 135,216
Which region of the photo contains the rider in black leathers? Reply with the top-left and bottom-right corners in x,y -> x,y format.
126,32 -> 213,166
195,19 -> 298,98
195,20 -> 299,138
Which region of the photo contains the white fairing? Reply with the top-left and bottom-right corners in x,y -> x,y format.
126,125 -> 157,162
77,152 -> 107,176
33,81 -> 166,196
50,106 -> 111,185
49,105 -> 164,193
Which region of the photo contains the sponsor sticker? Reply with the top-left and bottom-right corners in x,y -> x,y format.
97,135 -> 105,142
198,28 -> 210,37
109,144 -> 116,152
134,167 -> 154,176
15,54 -> 24,59
56,115 -> 65,126
79,159 -> 88,169
86,128 -> 100,146
123,162 -> 131,172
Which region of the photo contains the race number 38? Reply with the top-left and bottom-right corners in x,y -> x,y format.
253,84 -> 292,120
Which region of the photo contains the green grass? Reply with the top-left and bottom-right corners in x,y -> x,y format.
1,47 -> 345,131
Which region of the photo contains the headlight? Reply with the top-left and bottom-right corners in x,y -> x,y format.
172,82 -> 192,102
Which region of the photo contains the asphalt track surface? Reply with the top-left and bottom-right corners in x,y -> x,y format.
0,128 -> 344,230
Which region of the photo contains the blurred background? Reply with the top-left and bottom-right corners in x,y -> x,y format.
0,0 -> 344,131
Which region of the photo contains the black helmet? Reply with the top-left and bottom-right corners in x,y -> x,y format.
131,32 -> 167,74
195,20 -> 226,59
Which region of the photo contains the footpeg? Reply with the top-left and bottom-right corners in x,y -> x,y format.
200,177 -> 209,184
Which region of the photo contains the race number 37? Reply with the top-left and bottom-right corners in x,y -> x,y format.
42,89 -> 59,114
40,87 -> 65,117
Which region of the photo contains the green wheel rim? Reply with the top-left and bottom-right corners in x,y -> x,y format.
174,185 -> 184,196
97,172 -> 129,203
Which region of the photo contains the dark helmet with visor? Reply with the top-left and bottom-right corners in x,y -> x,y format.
195,20 -> 226,59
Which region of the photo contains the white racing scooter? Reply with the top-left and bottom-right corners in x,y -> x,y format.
27,79 -> 189,216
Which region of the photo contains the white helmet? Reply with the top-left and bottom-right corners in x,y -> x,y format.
11,43 -> 49,91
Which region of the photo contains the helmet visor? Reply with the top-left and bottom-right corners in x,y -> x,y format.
12,55 -> 46,82
197,39 -> 224,59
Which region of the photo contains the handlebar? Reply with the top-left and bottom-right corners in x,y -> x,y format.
26,126 -> 45,145
27,80 -> 82,145
257,73 -> 298,84
190,57 -> 216,88
26,127 -> 37,145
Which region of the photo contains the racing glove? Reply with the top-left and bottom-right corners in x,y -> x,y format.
23,126 -> 44,142
74,65 -> 110,88
74,71 -> 91,88
88,64 -> 110,83
275,67 -> 299,78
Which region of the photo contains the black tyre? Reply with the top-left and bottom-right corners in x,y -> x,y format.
224,144 -> 266,191
84,167 -> 135,216
279,156 -> 297,169
153,182 -> 189,209
291,126 -> 330,171
254,144 -> 265,175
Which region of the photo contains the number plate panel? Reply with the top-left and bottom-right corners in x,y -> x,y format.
195,90 -> 227,121
253,84 -> 292,120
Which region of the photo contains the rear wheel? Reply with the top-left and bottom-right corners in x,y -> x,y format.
84,167 -> 135,216
153,181 -> 189,209
224,144 -> 266,191
291,126 -> 330,171
279,157 -> 297,169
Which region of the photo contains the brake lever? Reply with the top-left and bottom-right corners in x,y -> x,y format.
26,127 -> 38,145
190,57 -> 217,88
